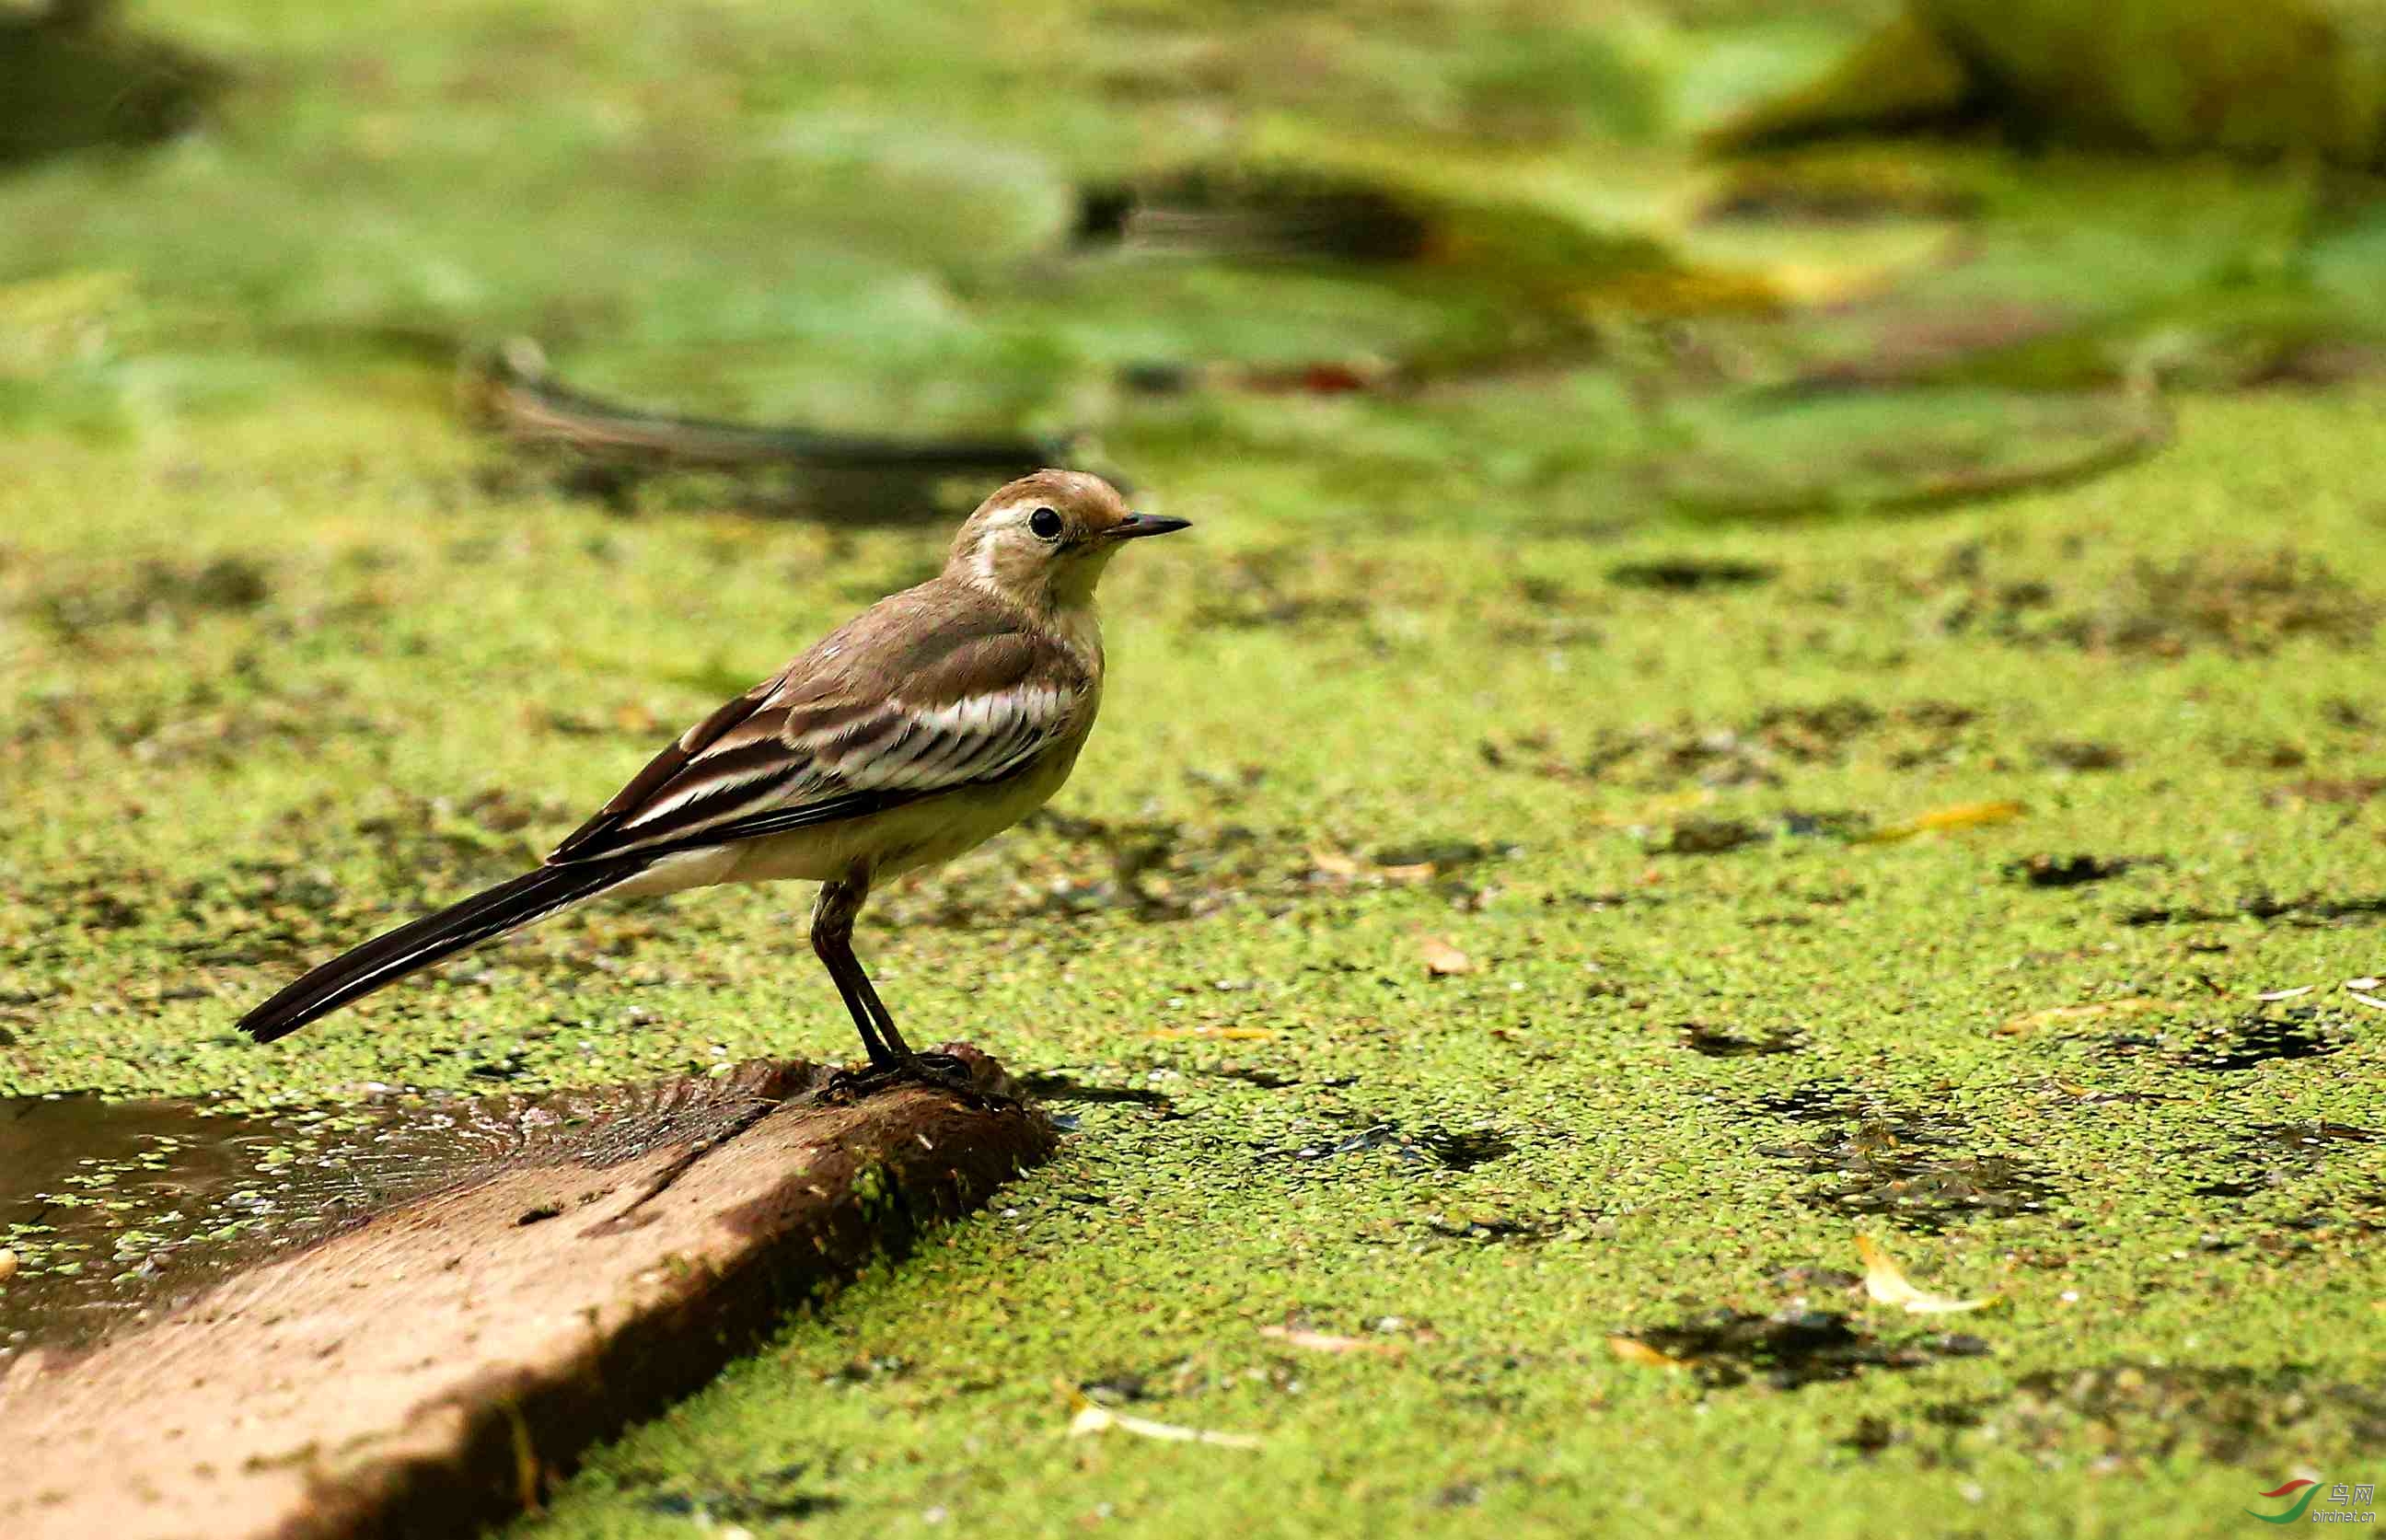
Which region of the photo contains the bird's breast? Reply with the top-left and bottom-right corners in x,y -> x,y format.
1048,603 -> 1106,684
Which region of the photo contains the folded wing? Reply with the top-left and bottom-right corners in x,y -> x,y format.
549,630 -> 1088,864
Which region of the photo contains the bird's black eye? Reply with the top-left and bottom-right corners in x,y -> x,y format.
1028,506 -> 1064,540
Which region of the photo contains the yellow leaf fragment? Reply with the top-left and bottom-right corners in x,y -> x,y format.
1859,800 -> 2025,844
1064,1388 -> 1262,1449
1258,1325 -> 1404,1358
1419,935 -> 1476,977
1604,1333 -> 1686,1370
1858,1235 -> 1999,1315
1308,846 -> 1438,885
1307,845 -> 1363,879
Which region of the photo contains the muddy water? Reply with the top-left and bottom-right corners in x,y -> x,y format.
0,1060 -> 822,1361
2,1094 -> 318,1357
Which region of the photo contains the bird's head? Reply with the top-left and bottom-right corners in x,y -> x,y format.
947,469 -> 1189,612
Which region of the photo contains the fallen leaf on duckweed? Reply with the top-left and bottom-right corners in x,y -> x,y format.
1308,845 -> 1441,885
1858,1235 -> 2000,1316
1064,1387 -> 1262,1449
1998,997 -> 2182,1036
1605,1333 -> 1687,1370
1419,935 -> 1477,976
1857,800 -> 2025,844
1307,845 -> 1363,879
1258,1324 -> 1405,1358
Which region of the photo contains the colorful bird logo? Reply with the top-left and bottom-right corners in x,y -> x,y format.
2246,1479 -> 2321,1524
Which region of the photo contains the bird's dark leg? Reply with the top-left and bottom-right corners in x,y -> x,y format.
811,874 -> 905,1070
813,868 -> 987,1100
843,952 -> 916,1062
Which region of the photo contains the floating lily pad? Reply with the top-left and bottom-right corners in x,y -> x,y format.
0,3 -> 220,168
1649,385 -> 2169,517
1708,0 -> 2386,167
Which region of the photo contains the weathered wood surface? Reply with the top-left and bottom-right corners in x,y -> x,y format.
0,1050 -> 1055,1540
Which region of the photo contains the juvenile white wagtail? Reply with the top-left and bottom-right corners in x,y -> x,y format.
238,470 -> 1189,1077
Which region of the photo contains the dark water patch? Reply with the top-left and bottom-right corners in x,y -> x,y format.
1369,839 -> 1512,871
641,1464 -> 843,1524
2265,776 -> 2386,807
2188,1123 -> 2379,1206
2125,893 -> 2386,928
1014,1071 -> 1176,1109
27,555 -> 271,645
1932,549 -> 2380,657
0,1061 -> 819,1357
1419,1213 -> 1576,1245
1606,558 -> 1777,592
1680,1024 -> 1801,1058
1207,1066 -> 1301,1090
1569,698 -> 1976,791
1538,887 -> 1668,913
1256,1121 -> 1517,1172
2176,1008 -> 2354,1071
1999,1365 -> 2386,1465
1780,809 -> 1874,840
1758,1104 -> 2056,1232
1752,1083 -> 1864,1123
1651,817 -> 1766,856
1648,811 -> 1879,856
0,1094 -> 299,1355
1925,1398 -> 1993,1430
1074,168 -> 1432,263
1408,1127 -> 1517,1171
2251,1120 -> 2381,1153
2223,737 -> 2313,770
1617,1308 -> 1987,1391
2034,739 -> 2125,771
1765,1264 -> 1862,1297
2004,852 -> 2142,887
1841,1415 -> 1895,1455
1196,1065 -> 1355,1091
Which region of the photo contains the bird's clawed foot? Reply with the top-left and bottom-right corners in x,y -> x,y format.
823,1049 -> 1002,1107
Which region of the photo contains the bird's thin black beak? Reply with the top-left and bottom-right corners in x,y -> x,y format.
1107,513 -> 1191,540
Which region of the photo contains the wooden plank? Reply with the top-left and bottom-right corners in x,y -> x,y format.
0,1051 -> 1055,1540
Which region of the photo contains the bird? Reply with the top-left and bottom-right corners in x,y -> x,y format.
237,469 -> 1188,1081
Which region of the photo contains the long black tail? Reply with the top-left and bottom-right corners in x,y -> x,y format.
238,858 -> 647,1044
